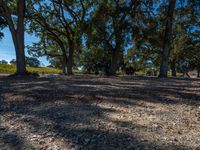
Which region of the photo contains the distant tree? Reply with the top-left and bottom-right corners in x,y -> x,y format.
79,47 -> 109,74
47,65 -> 54,68
10,57 -> 40,67
123,48 -> 146,72
25,56 -> 40,67
48,57 -> 63,69
0,59 -> 8,64
10,59 -> 16,65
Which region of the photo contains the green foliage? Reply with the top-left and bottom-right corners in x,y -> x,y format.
79,47 -> 111,74
0,16 -> 7,39
25,56 -> 40,67
1,0 -> 199,76
9,57 -> 40,67
9,59 -> 16,65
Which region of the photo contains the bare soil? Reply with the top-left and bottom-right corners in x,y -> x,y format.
0,75 -> 200,150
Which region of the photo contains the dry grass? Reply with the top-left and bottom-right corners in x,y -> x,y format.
0,64 -> 61,74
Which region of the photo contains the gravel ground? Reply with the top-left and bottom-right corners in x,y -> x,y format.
0,75 -> 200,150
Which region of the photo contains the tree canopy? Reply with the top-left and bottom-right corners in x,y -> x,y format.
0,0 -> 199,77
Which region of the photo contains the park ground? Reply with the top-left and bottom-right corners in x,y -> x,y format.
0,75 -> 200,150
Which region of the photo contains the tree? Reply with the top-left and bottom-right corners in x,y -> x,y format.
168,0 -> 200,77
85,0 -> 143,75
0,0 -> 27,75
25,56 -> 40,67
48,57 -> 63,69
159,0 -> 176,78
79,47 -> 109,74
27,0 -> 90,75
10,59 -> 16,65
27,36 -> 67,73
0,59 -> 8,64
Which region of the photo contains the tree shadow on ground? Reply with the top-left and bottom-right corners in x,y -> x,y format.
0,76 -> 199,149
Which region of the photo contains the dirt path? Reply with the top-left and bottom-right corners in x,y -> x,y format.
0,75 -> 200,150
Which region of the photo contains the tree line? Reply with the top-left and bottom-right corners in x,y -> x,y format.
0,57 -> 40,67
0,0 -> 199,77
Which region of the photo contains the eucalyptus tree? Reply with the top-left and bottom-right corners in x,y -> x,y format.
0,0 -> 27,74
27,0 -> 90,74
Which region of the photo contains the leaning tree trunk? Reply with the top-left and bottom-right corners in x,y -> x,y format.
159,0 -> 176,78
170,60 -> 176,77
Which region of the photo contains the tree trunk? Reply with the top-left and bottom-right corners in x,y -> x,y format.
170,60 -> 176,77
159,0 -> 176,78
15,39 -> 26,75
67,61 -> 73,75
108,47 -> 121,76
10,28 -> 27,75
16,0 -> 26,74
62,56 -> 67,74
186,72 -> 190,78
197,69 -> 200,78
59,45 -> 68,74
2,0 -> 27,75
67,40 -> 74,75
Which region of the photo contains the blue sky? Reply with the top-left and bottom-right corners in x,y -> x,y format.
0,27 -> 49,66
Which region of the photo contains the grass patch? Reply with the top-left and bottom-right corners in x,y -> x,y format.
0,64 -> 62,74
0,64 -> 84,74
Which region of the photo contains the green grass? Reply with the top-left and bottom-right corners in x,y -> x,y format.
0,64 -> 62,74
0,64 -> 183,76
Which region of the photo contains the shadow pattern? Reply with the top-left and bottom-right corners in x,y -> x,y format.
0,76 -> 199,150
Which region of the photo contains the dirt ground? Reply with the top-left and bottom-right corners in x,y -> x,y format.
0,75 -> 200,150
